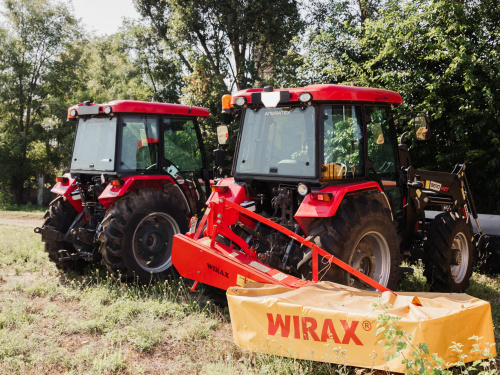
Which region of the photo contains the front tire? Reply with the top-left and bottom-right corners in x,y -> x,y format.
423,212 -> 475,292
303,194 -> 400,290
100,187 -> 188,284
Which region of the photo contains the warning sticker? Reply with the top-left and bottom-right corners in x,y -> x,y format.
429,181 -> 442,192
236,274 -> 257,287
229,252 -> 240,257
249,261 -> 271,273
425,180 -> 430,189
272,272 -> 288,281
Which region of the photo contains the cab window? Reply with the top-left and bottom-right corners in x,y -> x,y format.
120,117 -> 159,172
365,106 -> 398,179
162,118 -> 202,172
321,105 -> 364,179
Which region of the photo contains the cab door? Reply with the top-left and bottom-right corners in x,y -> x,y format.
161,117 -> 208,214
365,106 -> 403,226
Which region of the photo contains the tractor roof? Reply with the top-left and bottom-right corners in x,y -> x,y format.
232,84 -> 403,105
68,100 -> 209,119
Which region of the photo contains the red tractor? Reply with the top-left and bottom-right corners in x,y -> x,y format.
172,84 -> 487,293
35,100 -> 213,283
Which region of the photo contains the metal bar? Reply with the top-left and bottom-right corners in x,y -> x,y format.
312,250 -> 318,282
222,198 -> 395,295
312,245 -> 393,294
463,171 -> 482,234
193,208 -> 210,240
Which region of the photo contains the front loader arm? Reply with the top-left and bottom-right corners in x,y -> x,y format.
408,164 -> 481,235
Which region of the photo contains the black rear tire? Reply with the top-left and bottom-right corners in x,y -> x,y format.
423,212 -> 475,292
302,194 -> 400,290
100,187 -> 188,284
42,197 -> 87,271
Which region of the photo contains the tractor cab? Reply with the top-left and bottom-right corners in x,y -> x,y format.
68,101 -> 208,191
35,100 -> 211,284
224,84 -> 406,230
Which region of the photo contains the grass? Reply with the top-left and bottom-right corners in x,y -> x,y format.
0,202 -> 47,212
0,209 -> 498,374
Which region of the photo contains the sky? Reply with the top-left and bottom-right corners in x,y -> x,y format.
71,0 -> 140,36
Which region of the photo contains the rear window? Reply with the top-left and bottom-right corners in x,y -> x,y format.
71,118 -> 117,171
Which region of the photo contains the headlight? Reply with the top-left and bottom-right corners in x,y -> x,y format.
69,109 -> 77,117
299,92 -> 312,103
297,183 -> 309,196
234,96 -> 247,106
104,106 -> 112,114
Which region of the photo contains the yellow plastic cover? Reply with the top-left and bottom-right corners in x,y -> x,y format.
227,282 -> 496,372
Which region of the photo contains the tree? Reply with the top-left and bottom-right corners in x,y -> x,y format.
357,0 -> 500,213
123,20 -> 184,103
134,0 -> 304,91
0,0 -> 81,203
296,0 -> 500,213
276,0 -> 385,87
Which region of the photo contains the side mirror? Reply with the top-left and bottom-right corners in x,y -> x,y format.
413,115 -> 431,141
217,125 -> 229,146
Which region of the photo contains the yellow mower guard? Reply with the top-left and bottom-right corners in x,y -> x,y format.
227,282 -> 496,372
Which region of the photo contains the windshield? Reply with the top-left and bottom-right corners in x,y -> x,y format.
235,106 -> 316,178
71,117 -> 117,171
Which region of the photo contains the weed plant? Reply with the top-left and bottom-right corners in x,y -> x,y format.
375,298 -> 497,374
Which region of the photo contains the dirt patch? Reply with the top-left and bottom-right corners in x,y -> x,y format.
0,211 -> 45,229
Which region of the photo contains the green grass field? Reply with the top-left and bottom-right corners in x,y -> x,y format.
0,210 -> 498,374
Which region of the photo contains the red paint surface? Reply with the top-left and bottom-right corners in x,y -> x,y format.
98,175 -> 175,209
68,100 -> 209,118
207,177 -> 250,205
294,182 -> 382,234
232,84 -> 403,105
172,197 -> 395,295
50,173 -> 82,212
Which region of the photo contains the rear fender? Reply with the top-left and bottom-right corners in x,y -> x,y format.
50,173 -> 83,213
98,175 -> 180,210
207,177 -> 250,204
206,177 -> 255,229
295,181 -> 382,235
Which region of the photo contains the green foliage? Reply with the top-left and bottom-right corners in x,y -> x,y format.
0,0 -> 81,203
135,0 -> 304,91
0,190 -> 14,210
298,0 -> 500,213
135,0 -> 305,157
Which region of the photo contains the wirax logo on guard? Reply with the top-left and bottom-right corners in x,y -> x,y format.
267,313 -> 363,345
207,263 -> 229,278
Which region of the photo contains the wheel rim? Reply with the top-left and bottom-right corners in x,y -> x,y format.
132,212 -> 180,273
347,231 -> 391,289
450,232 -> 469,283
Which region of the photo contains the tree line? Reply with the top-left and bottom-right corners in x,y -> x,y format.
0,0 -> 498,214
